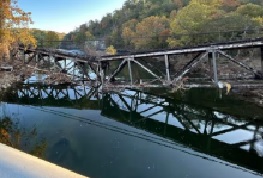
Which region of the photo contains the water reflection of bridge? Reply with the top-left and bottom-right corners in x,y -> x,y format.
2,85 -> 101,109
1,86 -> 263,175
101,90 -> 263,174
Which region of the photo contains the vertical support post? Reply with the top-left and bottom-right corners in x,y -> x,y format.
95,63 -> 99,85
47,54 -> 50,70
208,52 -> 213,80
23,51 -> 26,64
73,62 -> 75,82
261,47 -> 263,71
212,49 -> 218,84
82,63 -> 85,84
10,49 -> 13,61
99,62 -> 104,86
51,53 -> 54,69
164,55 -> 171,84
127,57 -> 133,86
164,110 -> 169,135
35,52 -> 38,64
64,59 -> 67,69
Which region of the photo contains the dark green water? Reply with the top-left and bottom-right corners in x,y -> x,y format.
0,86 -> 263,178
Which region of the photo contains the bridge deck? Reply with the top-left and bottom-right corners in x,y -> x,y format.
101,39 -> 263,61
23,48 -> 98,63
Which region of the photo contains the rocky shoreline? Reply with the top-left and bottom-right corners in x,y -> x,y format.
0,59 -> 35,89
232,88 -> 263,108
0,71 -> 19,89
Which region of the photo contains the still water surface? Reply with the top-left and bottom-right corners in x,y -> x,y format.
0,86 -> 263,178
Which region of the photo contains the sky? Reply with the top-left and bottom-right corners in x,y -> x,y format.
17,0 -> 126,33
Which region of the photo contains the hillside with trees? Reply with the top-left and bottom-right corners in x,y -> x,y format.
31,29 -> 65,48
64,0 -> 263,51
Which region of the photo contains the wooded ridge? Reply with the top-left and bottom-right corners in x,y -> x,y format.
63,0 -> 263,50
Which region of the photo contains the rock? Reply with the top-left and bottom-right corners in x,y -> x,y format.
255,71 -> 263,80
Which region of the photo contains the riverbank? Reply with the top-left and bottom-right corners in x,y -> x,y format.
232,88 -> 263,108
0,143 -> 87,178
0,72 -> 17,89
0,60 -> 34,89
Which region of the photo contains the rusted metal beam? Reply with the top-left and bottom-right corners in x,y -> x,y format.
217,50 -> 256,74
107,59 -> 127,83
131,58 -> 161,80
164,55 -> 171,84
212,48 -> 218,83
127,57 -> 133,86
101,39 -> 263,61
173,52 -> 208,84
261,47 -> 263,71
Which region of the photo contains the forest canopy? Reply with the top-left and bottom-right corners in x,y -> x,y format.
64,0 -> 263,50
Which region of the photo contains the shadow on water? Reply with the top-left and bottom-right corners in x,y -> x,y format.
48,137 -> 81,169
0,85 -> 263,177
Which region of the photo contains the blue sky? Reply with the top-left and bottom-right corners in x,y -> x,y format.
18,0 -> 126,33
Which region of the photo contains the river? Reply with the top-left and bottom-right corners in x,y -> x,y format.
0,86 -> 263,178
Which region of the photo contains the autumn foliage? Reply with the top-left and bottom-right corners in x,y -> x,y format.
0,0 -> 36,59
65,0 -> 263,50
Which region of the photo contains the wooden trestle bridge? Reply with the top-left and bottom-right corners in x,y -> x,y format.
15,38 -> 263,88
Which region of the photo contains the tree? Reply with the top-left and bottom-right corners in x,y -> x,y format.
174,0 -> 183,9
168,1 -> 220,47
106,45 -> 116,55
45,31 -> 60,48
0,0 -> 36,59
238,0 -> 263,6
121,19 -> 139,48
220,0 -> 240,12
236,3 -> 263,18
32,29 -> 46,47
131,16 -> 170,49
200,13 -> 260,42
